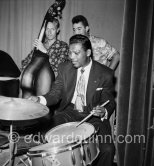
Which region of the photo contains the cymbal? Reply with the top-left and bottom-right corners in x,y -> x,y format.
0,96 -> 49,121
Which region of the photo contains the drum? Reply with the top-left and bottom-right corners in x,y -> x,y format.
28,122 -> 100,166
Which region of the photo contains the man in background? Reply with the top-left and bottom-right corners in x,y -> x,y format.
21,17 -> 69,77
72,15 -> 120,70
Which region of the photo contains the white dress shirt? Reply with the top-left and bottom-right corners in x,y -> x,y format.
71,60 -> 92,106
39,60 -> 92,106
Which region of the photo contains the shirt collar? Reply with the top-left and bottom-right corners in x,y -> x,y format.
78,59 -> 92,73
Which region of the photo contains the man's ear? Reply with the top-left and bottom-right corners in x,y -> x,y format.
87,49 -> 91,57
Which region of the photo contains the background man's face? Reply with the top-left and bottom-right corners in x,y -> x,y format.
45,22 -> 58,40
72,22 -> 88,36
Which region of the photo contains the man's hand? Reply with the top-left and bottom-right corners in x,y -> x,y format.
33,39 -> 47,53
28,96 -> 40,103
91,105 -> 106,118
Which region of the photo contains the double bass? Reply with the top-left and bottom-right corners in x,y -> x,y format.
20,0 -> 66,99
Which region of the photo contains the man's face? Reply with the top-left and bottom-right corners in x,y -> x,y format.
69,43 -> 90,68
72,22 -> 89,36
45,22 -> 58,40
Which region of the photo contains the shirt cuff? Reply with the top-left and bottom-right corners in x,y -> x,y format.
101,108 -> 108,121
38,96 -> 47,105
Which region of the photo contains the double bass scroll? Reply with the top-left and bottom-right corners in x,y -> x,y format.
38,0 -> 66,43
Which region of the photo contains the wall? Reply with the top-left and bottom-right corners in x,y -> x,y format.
0,0 -> 124,68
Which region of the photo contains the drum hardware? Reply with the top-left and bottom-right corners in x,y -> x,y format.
76,100 -> 110,128
15,155 -> 30,166
27,142 -> 84,157
83,141 -> 88,144
80,143 -> 86,166
2,160 -> 9,166
1,123 -> 30,166
0,133 -> 9,149
87,147 -> 91,161
42,158 -> 47,166
71,150 -> 76,166
0,96 -> 49,166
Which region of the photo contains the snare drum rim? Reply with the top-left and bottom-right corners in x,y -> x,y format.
45,122 -> 95,141
28,132 -> 97,157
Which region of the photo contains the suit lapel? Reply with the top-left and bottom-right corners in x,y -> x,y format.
65,61 -> 101,105
66,65 -> 77,102
86,61 -> 99,105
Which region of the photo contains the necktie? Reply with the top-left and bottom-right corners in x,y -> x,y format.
74,68 -> 85,112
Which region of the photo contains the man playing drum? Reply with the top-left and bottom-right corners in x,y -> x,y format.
29,34 -> 115,166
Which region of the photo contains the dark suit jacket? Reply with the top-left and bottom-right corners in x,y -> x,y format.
44,60 -> 115,119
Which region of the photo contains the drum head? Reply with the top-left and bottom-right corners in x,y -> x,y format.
45,122 -> 95,145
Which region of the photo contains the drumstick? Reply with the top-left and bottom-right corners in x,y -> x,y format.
76,100 -> 110,127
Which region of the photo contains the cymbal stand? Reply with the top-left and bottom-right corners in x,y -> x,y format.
2,123 -> 29,166
9,123 -> 17,166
